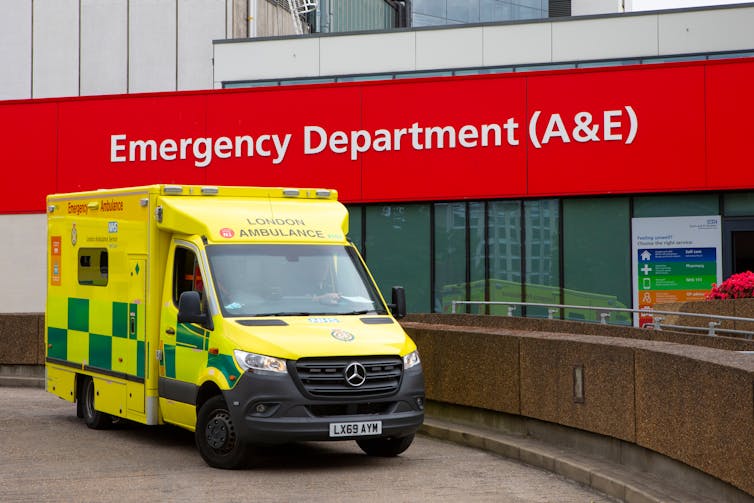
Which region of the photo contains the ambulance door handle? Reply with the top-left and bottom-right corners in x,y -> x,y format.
165,327 -> 175,335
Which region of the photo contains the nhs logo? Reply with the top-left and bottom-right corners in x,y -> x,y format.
108,221 -> 118,233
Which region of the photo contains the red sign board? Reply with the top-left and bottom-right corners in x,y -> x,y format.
1,57 -> 753,213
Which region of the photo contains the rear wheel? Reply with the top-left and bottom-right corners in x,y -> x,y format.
81,376 -> 112,429
356,434 -> 415,457
195,395 -> 249,469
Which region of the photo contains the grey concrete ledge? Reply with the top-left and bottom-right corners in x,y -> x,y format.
0,364 -> 44,388
422,401 -> 753,503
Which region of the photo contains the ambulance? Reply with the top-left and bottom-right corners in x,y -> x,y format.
45,185 -> 424,468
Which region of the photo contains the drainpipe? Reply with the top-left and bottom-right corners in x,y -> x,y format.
248,0 -> 257,38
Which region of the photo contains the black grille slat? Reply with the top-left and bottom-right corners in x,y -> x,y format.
293,356 -> 403,398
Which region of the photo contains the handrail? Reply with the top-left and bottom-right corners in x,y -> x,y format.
449,300 -> 754,339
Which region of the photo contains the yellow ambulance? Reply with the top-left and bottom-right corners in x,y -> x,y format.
45,185 -> 424,468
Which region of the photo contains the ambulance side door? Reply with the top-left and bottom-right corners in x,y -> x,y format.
158,241 -> 210,427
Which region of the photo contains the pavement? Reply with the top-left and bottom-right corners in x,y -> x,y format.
2,366 -> 750,503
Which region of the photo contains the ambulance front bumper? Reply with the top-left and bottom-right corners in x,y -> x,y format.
222,365 -> 425,444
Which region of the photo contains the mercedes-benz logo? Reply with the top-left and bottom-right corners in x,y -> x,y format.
344,362 -> 367,387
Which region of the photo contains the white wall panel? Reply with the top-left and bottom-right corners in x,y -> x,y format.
178,0 -> 227,90
319,32 -> 415,76
571,0 -> 622,16
0,1 -> 31,100
553,15 -> 658,62
214,38 -> 321,84
415,28 -> 483,71
81,0 -> 128,96
33,0 -> 79,98
129,0 -> 177,93
483,23 -> 551,67
659,7 -> 754,55
0,215 -> 46,313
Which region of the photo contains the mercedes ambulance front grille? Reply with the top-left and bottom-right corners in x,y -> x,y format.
293,356 -> 402,398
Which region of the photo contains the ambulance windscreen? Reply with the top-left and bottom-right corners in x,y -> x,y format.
206,244 -> 387,318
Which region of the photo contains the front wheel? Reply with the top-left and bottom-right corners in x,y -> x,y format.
356,434 -> 415,457
80,376 -> 112,429
195,395 -> 249,469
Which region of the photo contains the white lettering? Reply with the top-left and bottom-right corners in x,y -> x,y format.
272,134 -> 291,165
193,137 -> 212,167
330,131 -> 348,154
542,114 -> 570,144
214,137 -> 232,159
304,126 -> 327,154
458,125 -> 478,148
160,139 -> 177,160
110,134 -> 126,162
256,135 -> 271,157
351,130 -> 371,161
504,118 -> 519,146
603,110 -> 622,141
130,139 -> 157,161
480,124 -> 501,147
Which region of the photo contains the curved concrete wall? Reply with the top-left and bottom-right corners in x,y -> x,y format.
3,312 -> 753,495
403,314 -> 754,497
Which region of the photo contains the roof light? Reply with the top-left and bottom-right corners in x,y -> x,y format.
315,189 -> 331,198
163,185 -> 183,194
47,205 -> 56,213
283,189 -> 300,197
201,186 -> 219,195
139,198 -> 149,207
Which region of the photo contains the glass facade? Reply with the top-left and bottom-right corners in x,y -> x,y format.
364,204 -> 431,313
346,192 -> 754,323
412,0 -> 548,26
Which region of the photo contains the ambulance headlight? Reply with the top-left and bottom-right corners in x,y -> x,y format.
234,350 -> 288,374
403,350 -> 421,369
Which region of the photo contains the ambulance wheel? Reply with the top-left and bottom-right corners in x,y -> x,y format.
196,395 -> 249,469
81,376 -> 112,429
356,433 -> 414,457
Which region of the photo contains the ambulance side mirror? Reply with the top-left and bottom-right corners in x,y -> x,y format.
389,286 -> 406,319
177,291 -> 213,329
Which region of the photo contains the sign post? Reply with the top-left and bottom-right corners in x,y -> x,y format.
631,216 -> 722,327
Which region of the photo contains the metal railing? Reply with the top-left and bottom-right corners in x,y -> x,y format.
449,300 -> 754,339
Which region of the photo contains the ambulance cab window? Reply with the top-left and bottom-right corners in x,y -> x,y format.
173,247 -> 204,305
78,248 -> 108,287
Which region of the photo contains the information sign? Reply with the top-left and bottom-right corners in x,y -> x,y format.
631,216 -> 722,327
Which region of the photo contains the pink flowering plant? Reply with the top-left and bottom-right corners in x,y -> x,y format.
706,271 -> 754,300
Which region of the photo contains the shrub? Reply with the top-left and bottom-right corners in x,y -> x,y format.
706,271 -> 754,300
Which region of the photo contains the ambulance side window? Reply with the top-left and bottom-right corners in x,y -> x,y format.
78,248 -> 108,287
173,247 -> 204,305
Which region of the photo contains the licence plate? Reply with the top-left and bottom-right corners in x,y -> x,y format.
329,420 -> 382,437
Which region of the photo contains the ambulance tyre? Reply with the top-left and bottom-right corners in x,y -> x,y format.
356,434 -> 414,457
196,395 -> 249,469
81,376 -> 112,429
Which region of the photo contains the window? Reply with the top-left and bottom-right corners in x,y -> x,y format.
488,201 -> 522,315
365,204 -> 431,313
434,203 -> 467,312
524,199 -> 560,318
633,194 -> 719,217
78,248 -> 108,286
563,198 -> 631,324
173,247 -> 204,306
206,244 -> 386,317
